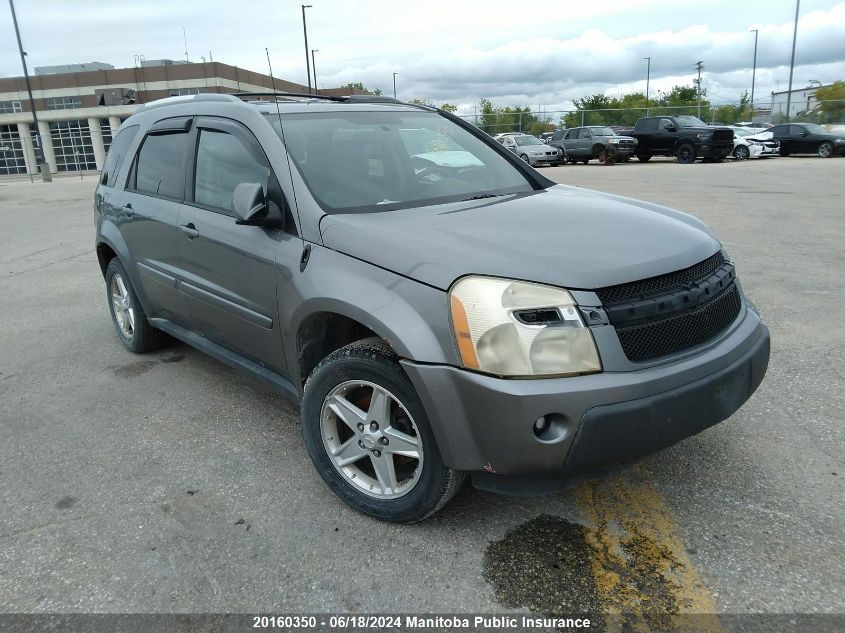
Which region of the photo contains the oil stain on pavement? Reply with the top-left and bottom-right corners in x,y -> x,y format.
483,465 -> 725,632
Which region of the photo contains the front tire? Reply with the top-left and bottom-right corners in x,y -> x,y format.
636,153 -> 652,162
519,153 -> 529,163
734,145 -> 750,160
105,259 -> 168,353
676,143 -> 696,164
818,141 -> 834,158
779,148 -> 791,157
301,339 -> 465,522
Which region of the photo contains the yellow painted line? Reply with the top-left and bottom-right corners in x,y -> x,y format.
576,464 -> 726,633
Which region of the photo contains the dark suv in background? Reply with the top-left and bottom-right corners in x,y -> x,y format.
631,115 -> 734,163
95,93 -> 769,522
554,126 -> 637,164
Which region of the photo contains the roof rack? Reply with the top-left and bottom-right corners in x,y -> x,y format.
231,92 -> 426,108
231,91 -> 347,103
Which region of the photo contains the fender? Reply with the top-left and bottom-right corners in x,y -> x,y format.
95,222 -> 155,315
280,245 -> 458,387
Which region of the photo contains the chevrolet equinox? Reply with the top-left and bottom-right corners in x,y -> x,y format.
94,92 -> 770,522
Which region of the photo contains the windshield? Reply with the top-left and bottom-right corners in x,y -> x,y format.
589,127 -> 617,136
673,116 -> 707,128
800,123 -> 829,134
268,111 -> 532,213
514,135 -> 542,146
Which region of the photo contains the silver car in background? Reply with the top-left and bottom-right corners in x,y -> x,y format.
500,134 -> 562,166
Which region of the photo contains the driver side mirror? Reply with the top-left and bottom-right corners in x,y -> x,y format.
663,124 -> 676,132
232,182 -> 269,226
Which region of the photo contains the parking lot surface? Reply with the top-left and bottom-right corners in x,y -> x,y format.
1,158 -> 843,623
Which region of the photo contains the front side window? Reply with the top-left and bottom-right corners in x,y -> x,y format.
566,129 -> 580,139
269,111 -> 532,213
194,129 -> 271,212
132,132 -> 189,198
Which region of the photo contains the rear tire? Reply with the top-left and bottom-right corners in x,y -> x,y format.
300,338 -> 465,522
105,259 -> 168,353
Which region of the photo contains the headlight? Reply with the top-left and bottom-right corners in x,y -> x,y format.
609,138 -> 620,144
449,276 -> 602,377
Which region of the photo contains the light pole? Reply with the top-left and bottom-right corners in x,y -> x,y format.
749,29 -> 758,123
8,0 -> 47,179
301,4 -> 313,94
694,60 -> 704,118
311,49 -> 319,95
392,72 -> 398,99
644,57 -> 651,116
785,0 -> 800,122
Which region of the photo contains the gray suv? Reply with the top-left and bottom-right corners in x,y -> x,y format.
95,92 -> 770,522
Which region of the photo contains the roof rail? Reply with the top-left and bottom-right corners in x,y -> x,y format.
135,93 -> 240,112
231,91 -> 346,103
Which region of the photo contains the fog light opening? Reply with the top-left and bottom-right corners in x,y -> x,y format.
533,413 -> 570,443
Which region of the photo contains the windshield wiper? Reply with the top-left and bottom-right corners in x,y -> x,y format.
461,193 -> 503,201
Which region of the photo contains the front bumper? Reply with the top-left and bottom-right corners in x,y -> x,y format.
402,307 -> 769,494
528,153 -> 561,166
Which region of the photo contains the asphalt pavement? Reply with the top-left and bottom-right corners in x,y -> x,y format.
0,157 -> 842,626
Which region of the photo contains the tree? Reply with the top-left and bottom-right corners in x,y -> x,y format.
408,98 -> 434,106
815,81 -> 845,123
439,103 -> 458,113
343,82 -> 379,95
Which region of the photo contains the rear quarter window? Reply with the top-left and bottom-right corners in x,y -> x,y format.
99,125 -> 139,188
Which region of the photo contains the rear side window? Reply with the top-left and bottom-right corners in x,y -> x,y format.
194,129 -> 271,212
100,125 -> 138,188
566,129 -> 580,139
130,132 -> 189,199
638,118 -> 658,132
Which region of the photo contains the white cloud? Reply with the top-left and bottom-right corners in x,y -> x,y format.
2,0 -> 843,112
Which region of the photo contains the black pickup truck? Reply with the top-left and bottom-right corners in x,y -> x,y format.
631,115 -> 734,163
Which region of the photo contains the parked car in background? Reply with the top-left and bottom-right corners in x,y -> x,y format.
631,115 -> 734,164
731,128 -> 779,160
500,134 -> 562,166
765,123 -> 845,157
493,132 -> 521,144
558,126 -> 637,164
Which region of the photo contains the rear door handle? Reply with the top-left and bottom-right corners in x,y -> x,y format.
179,223 -> 199,239
122,204 -> 134,216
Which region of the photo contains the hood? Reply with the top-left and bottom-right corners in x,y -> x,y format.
319,185 -> 721,291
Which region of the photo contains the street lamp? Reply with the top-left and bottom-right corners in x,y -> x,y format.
644,57 -> 651,116
301,4 -> 313,94
785,0 -> 800,122
749,29 -> 759,123
393,72 -> 398,99
8,0 -> 48,180
311,49 -> 319,95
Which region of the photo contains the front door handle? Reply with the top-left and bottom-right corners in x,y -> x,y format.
122,204 -> 134,216
179,223 -> 199,239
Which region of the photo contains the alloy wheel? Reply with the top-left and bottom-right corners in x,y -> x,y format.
819,142 -> 833,158
110,273 -> 135,338
320,380 -> 423,499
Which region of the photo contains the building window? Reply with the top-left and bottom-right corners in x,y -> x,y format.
0,100 -> 23,114
100,119 -> 113,154
45,96 -> 82,110
0,124 -> 27,175
169,88 -> 206,97
49,120 -> 97,171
